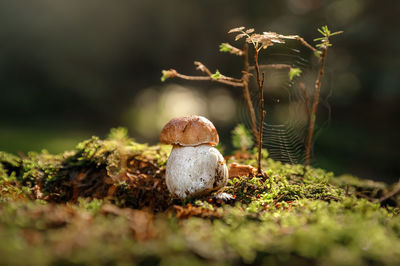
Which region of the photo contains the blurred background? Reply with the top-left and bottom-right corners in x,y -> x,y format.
0,0 -> 399,182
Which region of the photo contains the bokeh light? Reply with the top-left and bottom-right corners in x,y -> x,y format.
123,84 -> 236,142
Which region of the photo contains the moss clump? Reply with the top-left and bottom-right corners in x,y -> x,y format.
0,151 -> 20,179
0,128 -> 172,210
1,128 -> 400,265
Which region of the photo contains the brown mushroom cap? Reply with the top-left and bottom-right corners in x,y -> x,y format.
160,116 -> 219,146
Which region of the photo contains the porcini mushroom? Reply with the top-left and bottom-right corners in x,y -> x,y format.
160,115 -> 228,199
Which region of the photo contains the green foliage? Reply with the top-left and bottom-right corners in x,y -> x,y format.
211,70 -> 221,80
0,128 -> 170,201
219,42 -> 232,53
77,197 -> 104,214
20,150 -> 65,185
226,161 -> 339,210
107,127 -> 130,142
161,69 -> 177,82
232,124 -> 254,151
289,67 -> 302,81
219,43 -> 243,56
0,166 -> 6,180
0,151 -> 21,180
1,190 -> 400,265
0,151 -> 20,169
314,25 -> 343,48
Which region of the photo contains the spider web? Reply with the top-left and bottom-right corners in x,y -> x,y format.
239,43 -> 332,165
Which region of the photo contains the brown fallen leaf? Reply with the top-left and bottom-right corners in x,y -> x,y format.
229,163 -> 256,178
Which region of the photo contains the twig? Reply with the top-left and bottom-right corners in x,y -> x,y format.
273,193 -> 287,204
174,73 -> 243,87
194,61 -> 213,76
294,36 -> 318,54
194,61 -> 243,83
254,49 -> 266,175
378,179 -> 400,203
305,47 -> 327,165
354,191 -> 375,201
249,64 -> 292,71
171,64 -> 244,87
241,44 -> 259,145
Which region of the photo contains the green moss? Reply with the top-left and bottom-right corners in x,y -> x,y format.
0,129 -> 399,265
0,151 -> 21,179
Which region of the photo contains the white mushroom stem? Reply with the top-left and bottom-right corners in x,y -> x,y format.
165,144 -> 228,199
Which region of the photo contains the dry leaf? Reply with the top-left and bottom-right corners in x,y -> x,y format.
245,28 -> 255,34
228,26 -> 245,33
235,33 -> 247,41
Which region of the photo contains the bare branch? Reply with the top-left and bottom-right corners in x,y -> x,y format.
241,44 -> 259,144
249,64 -> 292,71
194,61 -> 213,76
162,62 -> 244,87
294,35 -> 318,54
305,47 -> 328,165
254,49 -> 266,176
174,72 -> 244,87
379,179 -> 400,203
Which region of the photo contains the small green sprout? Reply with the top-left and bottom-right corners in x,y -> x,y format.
289,67 -> 302,81
219,43 -> 232,53
219,43 -> 243,56
314,25 -> 343,49
161,69 -> 177,82
108,127 -> 129,141
211,70 -> 221,80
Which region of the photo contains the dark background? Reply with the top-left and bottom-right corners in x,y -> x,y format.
0,0 -> 399,182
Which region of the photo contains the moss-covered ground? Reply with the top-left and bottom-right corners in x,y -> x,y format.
1,128 -> 400,265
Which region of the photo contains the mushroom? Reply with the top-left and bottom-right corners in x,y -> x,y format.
160,115 -> 228,199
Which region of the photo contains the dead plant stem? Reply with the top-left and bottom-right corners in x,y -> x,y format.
254,48 -> 266,175
378,179 -> 400,203
249,64 -> 292,71
173,72 -> 243,87
294,36 -> 318,54
305,47 -> 327,165
241,44 -> 259,145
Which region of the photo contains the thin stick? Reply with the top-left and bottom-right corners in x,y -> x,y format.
194,61 -> 243,83
254,49 -> 266,175
241,44 -> 259,144
378,179 -> 400,203
249,64 -> 292,71
294,36 -> 318,54
194,61 -> 213,76
174,72 -> 243,87
305,47 -> 327,165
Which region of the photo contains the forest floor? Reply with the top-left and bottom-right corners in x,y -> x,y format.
1,128 -> 400,266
